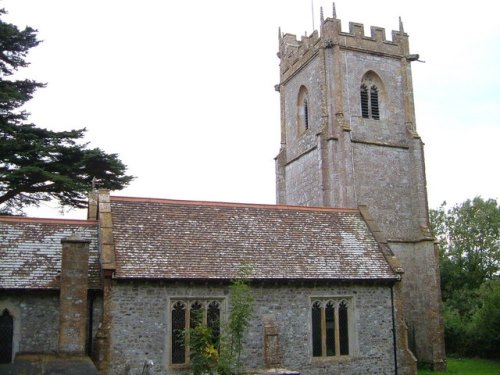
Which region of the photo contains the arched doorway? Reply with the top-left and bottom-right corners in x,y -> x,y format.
0,309 -> 13,363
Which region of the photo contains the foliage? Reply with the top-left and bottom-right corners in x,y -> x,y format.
187,310 -> 219,375
469,279 -> 500,358
418,357 -> 500,375
429,197 -> 500,358
225,264 -> 254,373
0,8 -> 133,214
183,265 -> 254,375
431,197 -> 499,297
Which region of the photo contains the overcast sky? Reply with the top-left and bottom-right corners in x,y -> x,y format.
3,0 -> 499,218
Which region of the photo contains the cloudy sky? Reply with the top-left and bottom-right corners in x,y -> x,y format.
3,0 -> 499,218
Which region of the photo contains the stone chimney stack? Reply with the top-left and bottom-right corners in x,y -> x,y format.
58,235 -> 91,354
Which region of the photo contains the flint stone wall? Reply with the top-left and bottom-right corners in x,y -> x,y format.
109,281 -> 397,375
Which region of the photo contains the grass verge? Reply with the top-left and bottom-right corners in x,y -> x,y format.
418,358 -> 500,375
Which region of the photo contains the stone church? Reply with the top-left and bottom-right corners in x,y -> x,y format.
0,7 -> 446,375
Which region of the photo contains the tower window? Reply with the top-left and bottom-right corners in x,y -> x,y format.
360,84 -> 380,120
370,86 -> 380,120
303,99 -> 309,129
297,85 -> 310,133
360,85 -> 369,118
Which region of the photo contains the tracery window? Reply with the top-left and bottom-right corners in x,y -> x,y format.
170,299 -> 222,366
311,299 -> 351,358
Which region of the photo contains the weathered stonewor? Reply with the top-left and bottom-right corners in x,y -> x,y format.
275,6 -> 446,371
58,235 -> 91,354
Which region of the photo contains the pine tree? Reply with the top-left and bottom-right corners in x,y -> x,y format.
0,9 -> 133,214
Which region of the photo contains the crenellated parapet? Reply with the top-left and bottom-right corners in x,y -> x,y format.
278,7 -> 410,83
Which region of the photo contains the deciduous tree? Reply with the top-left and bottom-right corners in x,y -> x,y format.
430,197 -> 499,358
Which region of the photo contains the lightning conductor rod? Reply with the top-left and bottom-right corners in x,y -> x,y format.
311,0 -> 315,31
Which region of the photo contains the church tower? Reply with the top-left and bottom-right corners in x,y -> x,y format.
275,6 -> 446,370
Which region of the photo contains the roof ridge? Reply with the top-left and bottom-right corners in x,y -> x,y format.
0,216 -> 97,225
110,195 -> 359,213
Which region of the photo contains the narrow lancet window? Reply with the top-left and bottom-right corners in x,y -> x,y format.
360,84 -> 369,118
0,309 -> 13,364
304,99 -> 309,129
312,301 -> 322,357
370,86 -> 380,120
339,301 -> 349,355
172,302 -> 186,364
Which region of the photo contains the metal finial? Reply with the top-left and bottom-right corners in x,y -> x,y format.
320,6 -> 324,24
91,177 -> 97,191
332,2 -> 337,18
278,26 -> 282,40
399,16 -> 404,33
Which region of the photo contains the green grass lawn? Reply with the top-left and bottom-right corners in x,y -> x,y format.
418,358 -> 500,375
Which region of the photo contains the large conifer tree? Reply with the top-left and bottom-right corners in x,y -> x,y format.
0,9 -> 133,214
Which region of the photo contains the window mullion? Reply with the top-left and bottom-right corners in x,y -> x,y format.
185,305 -> 190,363
334,304 -> 340,357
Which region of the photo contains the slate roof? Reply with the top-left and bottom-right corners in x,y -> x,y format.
0,216 -> 101,289
110,196 -> 398,281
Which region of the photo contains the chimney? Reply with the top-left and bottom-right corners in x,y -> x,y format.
58,234 -> 91,354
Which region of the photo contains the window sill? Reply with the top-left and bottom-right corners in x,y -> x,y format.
312,355 -> 353,363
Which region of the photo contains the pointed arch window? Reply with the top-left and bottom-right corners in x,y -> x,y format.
360,84 -> 380,120
303,98 -> 309,130
311,299 -> 351,358
170,299 -> 222,367
297,85 -> 310,133
0,309 -> 14,363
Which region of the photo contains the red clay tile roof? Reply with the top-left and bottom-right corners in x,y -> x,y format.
0,216 -> 101,289
110,196 -> 398,281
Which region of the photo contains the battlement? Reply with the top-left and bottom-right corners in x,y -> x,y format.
278,6 -> 410,80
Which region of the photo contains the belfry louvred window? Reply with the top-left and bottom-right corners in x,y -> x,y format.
360,84 -> 369,118
304,98 -> 309,129
360,84 -> 380,120
370,86 -> 380,119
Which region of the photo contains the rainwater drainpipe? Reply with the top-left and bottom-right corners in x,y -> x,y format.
391,285 -> 399,375
87,290 -> 95,356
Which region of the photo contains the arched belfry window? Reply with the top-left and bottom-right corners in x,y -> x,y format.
297,85 -> 310,133
360,72 -> 383,120
0,309 -> 13,363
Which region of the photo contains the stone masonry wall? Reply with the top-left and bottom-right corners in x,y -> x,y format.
0,290 -> 103,359
391,242 -> 445,364
109,281 -> 397,375
284,148 -> 322,207
352,143 -> 415,241
0,291 -> 59,355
